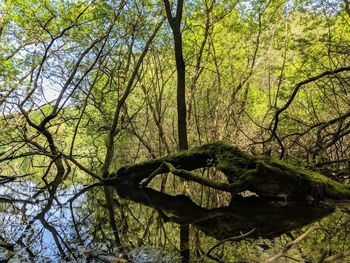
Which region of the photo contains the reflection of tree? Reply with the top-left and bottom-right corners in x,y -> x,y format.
114,186 -> 350,262
115,186 -> 333,239
0,182 -> 69,260
17,165 -> 76,260
103,186 -> 121,247
1,181 -> 350,262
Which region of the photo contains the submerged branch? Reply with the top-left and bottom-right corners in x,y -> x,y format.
262,227 -> 319,263
205,228 -> 256,259
323,249 -> 350,263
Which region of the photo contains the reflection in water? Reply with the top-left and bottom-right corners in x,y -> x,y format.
0,180 -> 349,262
115,186 -> 334,239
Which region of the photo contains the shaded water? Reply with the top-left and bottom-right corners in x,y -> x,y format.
1,179 -> 350,262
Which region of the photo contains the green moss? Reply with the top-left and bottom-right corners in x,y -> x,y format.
111,141 -> 350,200
265,157 -> 350,199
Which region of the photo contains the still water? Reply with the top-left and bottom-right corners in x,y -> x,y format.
0,179 -> 349,262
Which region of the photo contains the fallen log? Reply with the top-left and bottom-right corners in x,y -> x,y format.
108,141 -> 350,201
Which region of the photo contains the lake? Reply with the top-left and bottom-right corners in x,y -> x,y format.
1,178 -> 350,262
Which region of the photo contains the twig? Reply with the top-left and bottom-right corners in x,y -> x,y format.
205,229 -> 256,258
163,161 -> 242,194
140,163 -> 166,187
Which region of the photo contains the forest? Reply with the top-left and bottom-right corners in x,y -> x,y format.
0,0 -> 350,262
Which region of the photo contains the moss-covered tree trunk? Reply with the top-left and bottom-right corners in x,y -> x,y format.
107,142 -> 350,201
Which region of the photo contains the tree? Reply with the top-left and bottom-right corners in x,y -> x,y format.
162,1 -> 190,261
163,0 -> 188,151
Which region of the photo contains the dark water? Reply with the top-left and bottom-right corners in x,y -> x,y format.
1,180 -> 350,262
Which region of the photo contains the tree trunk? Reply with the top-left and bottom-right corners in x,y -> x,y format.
174,26 -> 188,150
163,0 -> 188,150
162,2 -> 189,261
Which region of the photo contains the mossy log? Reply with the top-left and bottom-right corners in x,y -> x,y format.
108,141 -> 350,201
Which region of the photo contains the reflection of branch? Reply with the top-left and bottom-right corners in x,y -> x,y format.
65,182 -> 102,204
0,196 -> 36,204
84,250 -> 128,263
0,242 -> 14,251
103,186 -> 123,247
204,228 -> 256,262
0,172 -> 34,185
323,249 -> 350,263
262,226 -> 318,263
70,201 -> 84,246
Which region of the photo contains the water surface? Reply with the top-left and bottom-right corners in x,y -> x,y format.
1,180 -> 349,262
